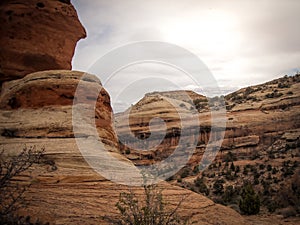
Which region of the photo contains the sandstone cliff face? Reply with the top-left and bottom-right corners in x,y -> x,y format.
0,70 -> 248,224
115,75 -> 300,166
0,70 -> 118,149
0,0 -> 86,83
114,75 -> 300,221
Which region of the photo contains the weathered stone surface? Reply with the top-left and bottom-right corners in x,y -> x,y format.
0,0 -> 86,83
0,70 -> 248,224
0,137 -> 249,225
114,75 -> 300,225
115,75 -> 300,165
222,135 -> 260,149
0,70 -> 118,149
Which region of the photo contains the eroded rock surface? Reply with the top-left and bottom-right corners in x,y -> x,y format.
0,70 -> 118,149
115,75 -> 300,166
0,70 -> 248,224
0,0 -> 86,83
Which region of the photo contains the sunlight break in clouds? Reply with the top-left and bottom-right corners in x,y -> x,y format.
72,0 -> 300,112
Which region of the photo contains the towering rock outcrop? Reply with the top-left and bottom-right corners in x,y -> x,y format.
0,0 -> 86,84
0,70 -> 119,149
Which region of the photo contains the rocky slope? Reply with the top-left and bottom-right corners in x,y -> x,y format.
114,74 -> 300,217
115,74 -> 300,165
0,70 -> 248,224
0,0 -> 86,84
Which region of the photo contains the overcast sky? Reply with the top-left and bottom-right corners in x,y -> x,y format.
72,0 -> 300,112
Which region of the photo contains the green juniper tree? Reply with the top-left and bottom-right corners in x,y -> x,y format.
239,182 -> 260,215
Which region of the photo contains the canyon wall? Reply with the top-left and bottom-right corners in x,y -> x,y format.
0,1 -> 248,224
0,70 -> 248,224
115,75 -> 300,166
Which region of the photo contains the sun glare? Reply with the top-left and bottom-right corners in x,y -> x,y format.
161,11 -> 239,55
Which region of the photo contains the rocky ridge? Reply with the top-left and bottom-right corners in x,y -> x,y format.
115,74 -> 300,165
114,74 -> 300,217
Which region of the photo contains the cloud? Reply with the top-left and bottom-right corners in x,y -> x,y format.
72,0 -> 300,111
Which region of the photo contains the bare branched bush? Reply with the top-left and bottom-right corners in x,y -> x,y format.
113,184 -> 190,225
0,146 -> 45,223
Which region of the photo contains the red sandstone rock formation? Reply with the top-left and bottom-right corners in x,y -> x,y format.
0,70 -> 118,149
0,0 -> 86,83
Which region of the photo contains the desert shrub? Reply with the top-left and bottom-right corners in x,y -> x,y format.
208,172 -> 215,178
253,169 -> 260,179
246,96 -> 258,101
125,149 -> 131,155
272,167 -> 278,174
223,151 -> 237,162
250,165 -> 257,174
276,170 -> 300,213
230,162 -> 235,171
250,150 -> 260,160
194,177 -> 209,196
218,161 -> 222,168
225,170 -> 234,180
268,151 -> 275,159
282,167 -> 294,177
193,98 -> 208,110
243,167 -> 248,175
265,199 -> 279,213
231,95 -> 243,102
262,181 -> 270,195
277,82 -> 290,88
222,185 -> 238,204
235,165 -> 240,173
0,146 -> 46,223
193,98 -> 207,105
244,87 -> 255,96
1,215 -> 49,225
265,91 -> 283,98
166,176 -> 174,182
226,104 -> 235,110
224,161 -> 229,168
192,166 -> 199,175
114,184 -> 189,225
180,168 -> 190,179
213,179 -> 224,195
239,183 -> 260,215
